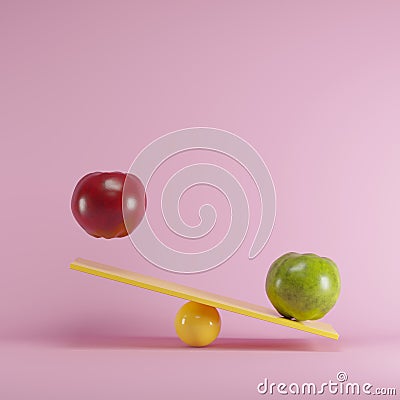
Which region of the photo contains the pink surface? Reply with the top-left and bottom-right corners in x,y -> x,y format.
1,338 -> 399,399
1,0 -> 400,398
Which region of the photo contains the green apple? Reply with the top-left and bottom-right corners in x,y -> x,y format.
266,252 -> 340,321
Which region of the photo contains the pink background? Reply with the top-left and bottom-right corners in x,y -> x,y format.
1,1 -> 399,398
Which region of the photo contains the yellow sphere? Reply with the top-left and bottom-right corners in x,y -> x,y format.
175,302 -> 221,347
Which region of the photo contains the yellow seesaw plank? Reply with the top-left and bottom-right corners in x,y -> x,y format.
70,258 -> 339,340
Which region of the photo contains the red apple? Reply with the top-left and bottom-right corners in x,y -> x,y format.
71,171 -> 146,239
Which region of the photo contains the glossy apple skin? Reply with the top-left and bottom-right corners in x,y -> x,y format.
266,252 -> 340,321
71,172 -> 146,239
